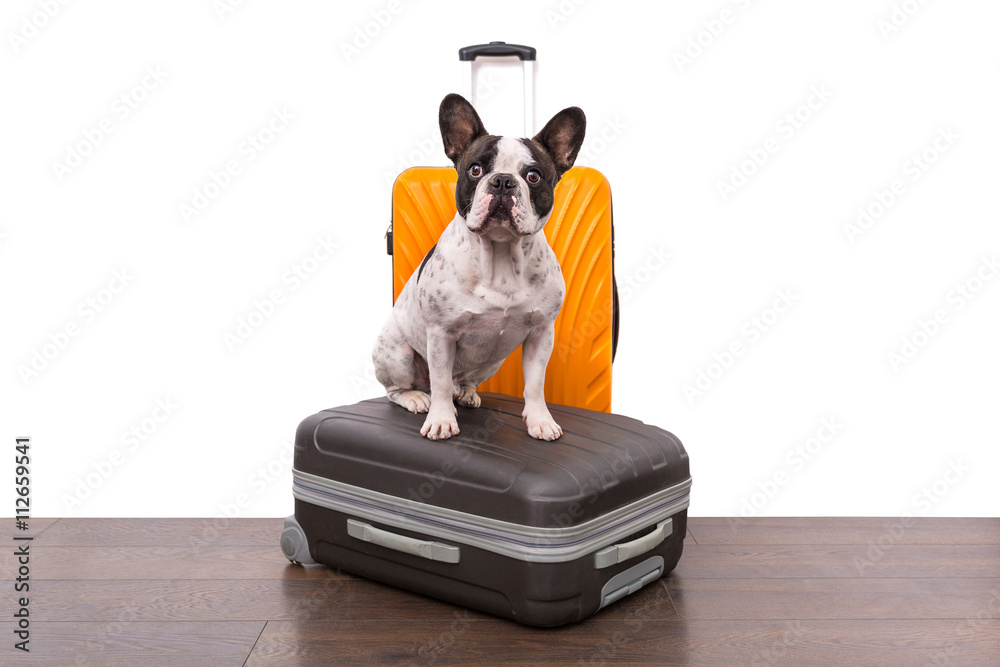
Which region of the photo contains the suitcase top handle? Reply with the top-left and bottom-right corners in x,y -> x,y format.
458,41 -> 536,136
459,41 -> 536,61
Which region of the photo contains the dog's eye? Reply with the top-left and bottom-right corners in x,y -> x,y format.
526,170 -> 541,184
469,164 -> 483,178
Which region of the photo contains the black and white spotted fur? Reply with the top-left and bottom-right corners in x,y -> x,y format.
373,94 -> 586,441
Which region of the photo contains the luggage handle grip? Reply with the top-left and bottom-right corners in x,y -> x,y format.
459,41 -> 536,62
594,518 -> 672,569
459,41 -> 534,136
347,519 -> 460,564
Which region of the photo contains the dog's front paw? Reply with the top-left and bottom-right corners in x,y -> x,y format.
421,410 -> 460,440
523,409 -> 563,441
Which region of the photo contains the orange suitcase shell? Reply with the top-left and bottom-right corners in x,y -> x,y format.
389,164 -> 617,413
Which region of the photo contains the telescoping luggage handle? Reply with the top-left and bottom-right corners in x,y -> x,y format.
459,41 -> 535,137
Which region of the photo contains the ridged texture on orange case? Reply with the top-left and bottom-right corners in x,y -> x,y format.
391,166 -> 614,413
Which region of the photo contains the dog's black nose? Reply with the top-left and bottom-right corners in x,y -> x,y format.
488,173 -> 516,194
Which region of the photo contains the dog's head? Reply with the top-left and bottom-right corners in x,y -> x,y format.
439,93 -> 586,241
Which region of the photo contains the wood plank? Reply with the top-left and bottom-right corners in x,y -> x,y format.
28,580 -> 348,622
0,546 -> 351,580
244,618 -> 1000,666
674,544 -> 1000,579
689,517 -> 1000,545
665,576 -> 1000,620
28,517 -> 284,547
346,575 -> 679,622
344,577 -> 509,622
0,621 -> 263,666
24,576 -> 675,623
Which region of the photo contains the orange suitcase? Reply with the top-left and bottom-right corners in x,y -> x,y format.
386,43 -> 619,413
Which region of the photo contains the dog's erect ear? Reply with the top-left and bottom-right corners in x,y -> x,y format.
533,107 -> 586,176
439,94 -> 488,165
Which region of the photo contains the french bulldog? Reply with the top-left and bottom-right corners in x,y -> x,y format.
373,93 -> 586,441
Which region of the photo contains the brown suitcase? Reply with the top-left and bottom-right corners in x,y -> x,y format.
282,393 -> 690,627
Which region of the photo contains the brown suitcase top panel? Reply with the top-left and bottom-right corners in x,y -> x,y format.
295,393 -> 688,528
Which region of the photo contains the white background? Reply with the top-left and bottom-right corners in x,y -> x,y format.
3,0 -> 998,519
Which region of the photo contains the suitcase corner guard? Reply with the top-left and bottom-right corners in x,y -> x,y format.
281,515 -> 316,565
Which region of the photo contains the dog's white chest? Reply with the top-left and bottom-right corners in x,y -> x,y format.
452,302 -> 538,370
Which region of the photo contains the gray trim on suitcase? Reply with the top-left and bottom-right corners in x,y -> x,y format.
292,468 -> 691,564
281,515 -> 316,564
598,556 -> 664,609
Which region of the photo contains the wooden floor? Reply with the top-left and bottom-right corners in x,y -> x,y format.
3,517 -> 998,665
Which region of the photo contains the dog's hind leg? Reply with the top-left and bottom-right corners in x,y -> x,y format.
373,322 -> 431,414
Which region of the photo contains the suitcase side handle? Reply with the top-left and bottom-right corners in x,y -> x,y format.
347,519 -> 460,564
593,518 -> 672,569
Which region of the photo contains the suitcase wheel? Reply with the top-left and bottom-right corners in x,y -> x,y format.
281,515 -> 316,565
